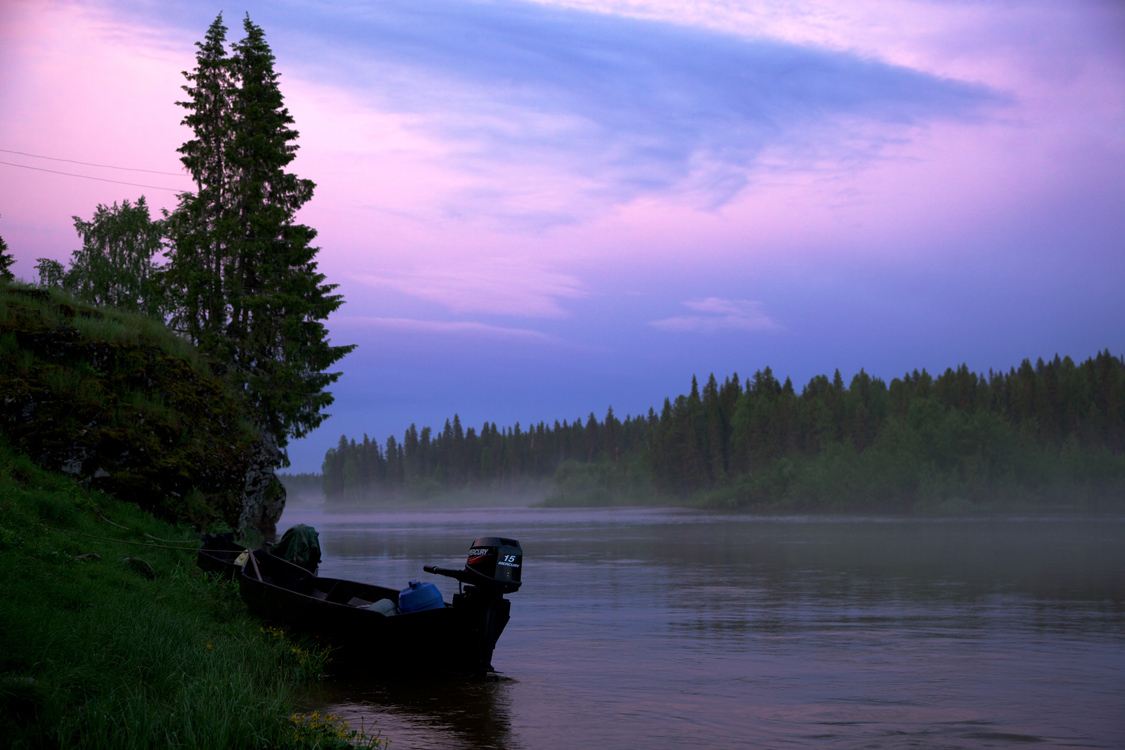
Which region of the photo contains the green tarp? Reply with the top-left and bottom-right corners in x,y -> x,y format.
272,524 -> 321,573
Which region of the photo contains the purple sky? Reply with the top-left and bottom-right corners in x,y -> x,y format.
2,0 -> 1123,472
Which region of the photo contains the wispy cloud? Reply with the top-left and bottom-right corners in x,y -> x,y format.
356,258 -> 586,318
107,0 -> 1008,212
333,316 -> 554,342
651,298 -> 783,334
297,1 -> 1004,202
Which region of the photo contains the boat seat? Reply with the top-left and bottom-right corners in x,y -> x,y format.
345,597 -> 374,608
325,583 -> 363,605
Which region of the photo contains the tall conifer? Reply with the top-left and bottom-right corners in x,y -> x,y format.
168,14 -> 353,459
168,14 -> 233,351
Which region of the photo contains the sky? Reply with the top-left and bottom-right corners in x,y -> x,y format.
1,0 -> 1123,473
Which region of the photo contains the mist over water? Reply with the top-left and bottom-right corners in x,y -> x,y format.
278,507 -> 1125,749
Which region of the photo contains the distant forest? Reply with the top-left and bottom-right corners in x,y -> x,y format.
320,351 -> 1125,510
276,472 -> 323,501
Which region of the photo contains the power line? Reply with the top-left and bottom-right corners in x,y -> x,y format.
0,148 -> 188,177
0,161 -> 187,193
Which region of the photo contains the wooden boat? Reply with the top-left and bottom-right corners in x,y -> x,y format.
237,537 -> 523,676
197,532 -> 247,580
198,527 -> 320,580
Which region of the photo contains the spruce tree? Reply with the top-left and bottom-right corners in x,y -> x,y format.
167,14 -> 354,458
225,15 -> 354,449
167,14 -> 234,351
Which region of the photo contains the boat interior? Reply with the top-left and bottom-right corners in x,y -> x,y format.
249,551 -> 402,608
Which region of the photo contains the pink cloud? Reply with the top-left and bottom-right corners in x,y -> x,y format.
651,298 -> 783,334
357,258 -> 586,318
0,1 -> 191,275
332,316 -> 555,342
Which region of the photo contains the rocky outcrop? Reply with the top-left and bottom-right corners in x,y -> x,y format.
0,286 -> 275,528
238,429 -> 287,535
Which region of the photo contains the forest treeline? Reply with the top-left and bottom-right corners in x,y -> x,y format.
321,351 -> 1125,510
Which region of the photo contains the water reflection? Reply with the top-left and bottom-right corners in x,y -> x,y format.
301,674 -> 515,750
280,508 -> 1125,750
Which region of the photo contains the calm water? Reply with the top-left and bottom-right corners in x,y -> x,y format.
278,507 -> 1125,749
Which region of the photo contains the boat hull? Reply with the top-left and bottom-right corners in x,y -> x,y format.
197,533 -> 246,580
238,550 -> 512,675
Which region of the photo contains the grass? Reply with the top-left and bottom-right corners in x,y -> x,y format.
0,439 -> 385,749
0,283 -> 204,369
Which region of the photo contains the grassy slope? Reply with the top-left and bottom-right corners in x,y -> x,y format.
0,284 -> 258,527
0,439 -> 377,749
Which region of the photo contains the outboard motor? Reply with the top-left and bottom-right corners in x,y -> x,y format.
424,537 -> 522,593
465,537 -> 522,592
424,537 -> 523,675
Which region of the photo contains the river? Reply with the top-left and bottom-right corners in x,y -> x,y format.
277,507 -> 1125,749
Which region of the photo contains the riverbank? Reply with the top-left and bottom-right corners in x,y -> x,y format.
0,439 -> 383,749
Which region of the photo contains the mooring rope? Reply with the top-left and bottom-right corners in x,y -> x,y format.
42,525 -> 201,552
93,509 -> 129,530
145,532 -> 200,544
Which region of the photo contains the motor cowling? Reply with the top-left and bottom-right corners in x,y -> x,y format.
423,537 -> 523,594
466,537 -> 522,591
